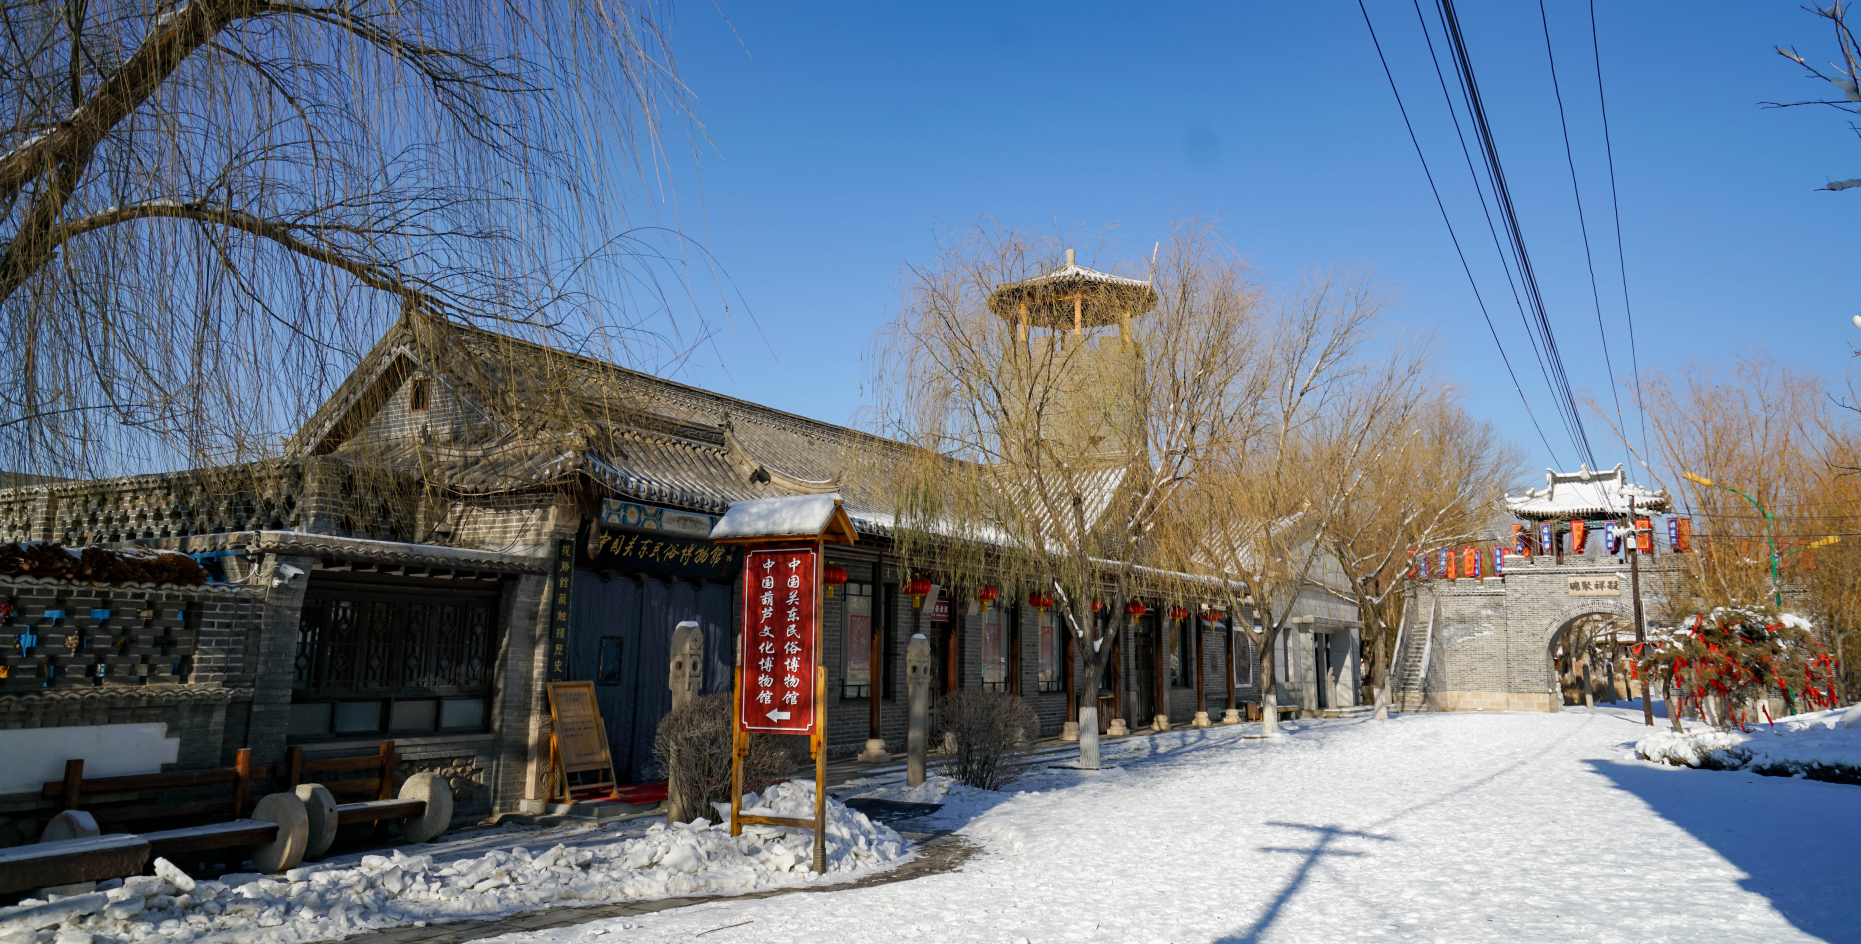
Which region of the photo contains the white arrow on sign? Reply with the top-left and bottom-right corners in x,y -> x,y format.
765,709 -> 791,721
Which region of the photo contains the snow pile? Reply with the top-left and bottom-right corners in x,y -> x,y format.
0,784 -> 904,944
1635,703 -> 1861,782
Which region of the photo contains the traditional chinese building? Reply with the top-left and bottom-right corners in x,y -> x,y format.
0,310 -> 1308,832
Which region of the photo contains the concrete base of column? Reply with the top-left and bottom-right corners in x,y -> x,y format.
1222,708 -> 1242,724
857,738 -> 888,763
1107,718 -> 1129,736
1192,711 -> 1212,728
1152,714 -> 1171,732
1060,721 -> 1080,741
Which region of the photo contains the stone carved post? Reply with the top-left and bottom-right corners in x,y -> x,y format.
665,621 -> 703,822
906,634 -> 932,788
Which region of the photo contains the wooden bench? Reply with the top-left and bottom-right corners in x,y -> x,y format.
42,750 -> 266,828
33,740 -> 448,866
0,835 -> 150,896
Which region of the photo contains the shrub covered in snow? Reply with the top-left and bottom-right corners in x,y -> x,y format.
0,783 -> 905,944
1635,703 -> 1861,784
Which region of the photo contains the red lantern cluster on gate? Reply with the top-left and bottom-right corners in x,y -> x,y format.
823,562 -> 849,599
978,585 -> 1001,608
905,574 -> 933,607
1167,606 -> 1191,621
1027,591 -> 1054,611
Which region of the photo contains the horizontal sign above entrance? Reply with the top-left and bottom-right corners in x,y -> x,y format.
582,525 -> 743,581
1566,575 -> 1622,597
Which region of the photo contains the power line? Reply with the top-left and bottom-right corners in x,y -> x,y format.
1588,0 -> 1652,469
1356,0 -> 1564,465
1434,0 -> 1598,469
1539,0 -> 1627,470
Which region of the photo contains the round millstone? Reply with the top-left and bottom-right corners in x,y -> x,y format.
294,783 -> 338,860
248,792 -> 309,874
396,772 -> 453,844
40,810 -> 100,843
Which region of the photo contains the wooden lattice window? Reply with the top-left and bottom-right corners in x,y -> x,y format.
289,582 -> 501,741
409,377 -> 431,412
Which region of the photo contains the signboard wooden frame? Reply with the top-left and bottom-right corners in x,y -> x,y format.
545,680 -> 617,800
710,496 -> 857,874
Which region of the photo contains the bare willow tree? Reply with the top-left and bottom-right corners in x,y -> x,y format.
1772,0 -> 1861,192
1,0 -> 712,478
865,220 -> 1265,769
1170,273 -> 1419,736
1324,392 -> 1519,720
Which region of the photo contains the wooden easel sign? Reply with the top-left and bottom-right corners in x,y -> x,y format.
545,680 -> 616,800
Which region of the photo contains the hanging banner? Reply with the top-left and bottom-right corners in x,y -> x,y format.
1570,520 -> 1587,555
1675,517 -> 1692,553
1539,523 -> 1554,555
1493,545 -> 1506,576
1603,522 -> 1619,554
1437,548 -> 1451,579
1462,546 -> 1481,580
1511,523 -> 1529,556
1409,548 -> 1423,579
739,545 -> 819,735
1634,517 -> 1654,553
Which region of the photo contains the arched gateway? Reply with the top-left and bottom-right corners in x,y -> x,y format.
1396,465 -> 1682,713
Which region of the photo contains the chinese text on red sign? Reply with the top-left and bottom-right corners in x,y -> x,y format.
739,546 -> 818,734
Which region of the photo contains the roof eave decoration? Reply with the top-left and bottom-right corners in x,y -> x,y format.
721,422 -> 841,495
710,494 -> 858,546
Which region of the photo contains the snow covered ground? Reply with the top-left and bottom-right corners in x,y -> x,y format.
489,705 -> 1860,943
0,782 -> 906,944
1636,704 -> 1861,778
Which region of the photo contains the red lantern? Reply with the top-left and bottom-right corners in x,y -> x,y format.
823,562 -> 849,599
978,585 -> 1001,608
1168,606 -> 1190,621
905,575 -> 933,607
1204,610 -> 1226,624
1091,599 -> 1105,612
1027,591 -> 1053,611
1123,600 -> 1148,621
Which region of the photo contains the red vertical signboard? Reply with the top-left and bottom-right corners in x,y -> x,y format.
739,545 -> 819,734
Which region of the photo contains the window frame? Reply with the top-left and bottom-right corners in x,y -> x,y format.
840,581 -> 874,698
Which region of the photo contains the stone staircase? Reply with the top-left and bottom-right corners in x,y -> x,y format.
1390,614 -> 1432,713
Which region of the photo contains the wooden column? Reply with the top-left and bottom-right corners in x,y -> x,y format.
1111,618 -> 1124,722
869,552 -> 885,740
1008,600 -> 1022,697
1194,613 -> 1206,715
945,603 -> 960,694
1072,296 -> 1083,335
1154,615 -> 1166,722
1226,621 -> 1237,712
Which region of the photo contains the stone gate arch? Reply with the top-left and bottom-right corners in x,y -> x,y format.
1542,601 -> 1635,710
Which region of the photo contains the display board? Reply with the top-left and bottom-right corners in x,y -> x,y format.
546,680 -> 615,796
738,544 -> 819,735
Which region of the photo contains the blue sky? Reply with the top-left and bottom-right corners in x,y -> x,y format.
639,1 -> 1856,483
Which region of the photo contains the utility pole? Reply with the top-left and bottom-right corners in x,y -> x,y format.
1627,496 -> 1652,727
